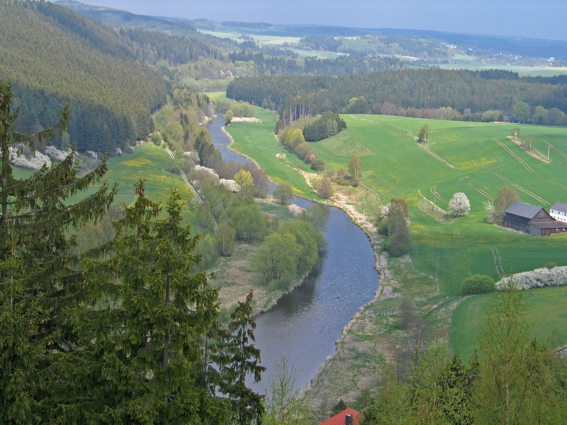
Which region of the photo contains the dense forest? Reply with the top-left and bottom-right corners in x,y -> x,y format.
0,1 -> 167,154
227,69 -> 567,125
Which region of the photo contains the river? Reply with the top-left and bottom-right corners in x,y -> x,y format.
207,117 -> 378,394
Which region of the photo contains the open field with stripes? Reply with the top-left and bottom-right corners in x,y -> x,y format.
312,114 -> 567,292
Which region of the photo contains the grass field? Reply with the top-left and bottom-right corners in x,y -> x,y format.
450,286 -> 567,359
11,144 -> 195,219
312,114 -> 567,293
227,110 -> 567,349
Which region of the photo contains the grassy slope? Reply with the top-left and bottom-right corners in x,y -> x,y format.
13,144 -> 195,217
450,286 -> 567,360
228,109 -> 567,356
316,115 -> 567,293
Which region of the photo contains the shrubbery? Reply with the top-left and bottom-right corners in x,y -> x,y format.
461,274 -> 495,295
495,266 -> 567,291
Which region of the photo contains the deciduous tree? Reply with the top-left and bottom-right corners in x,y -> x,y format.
448,192 -> 471,217
273,181 -> 294,205
418,124 -> 430,142
493,186 -> 519,223
348,156 -> 362,182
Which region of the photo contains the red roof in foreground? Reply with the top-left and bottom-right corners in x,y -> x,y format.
319,408 -> 361,425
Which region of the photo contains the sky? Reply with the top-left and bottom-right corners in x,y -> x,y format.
72,0 -> 567,41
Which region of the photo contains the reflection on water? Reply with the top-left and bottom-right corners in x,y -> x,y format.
208,117 -> 378,393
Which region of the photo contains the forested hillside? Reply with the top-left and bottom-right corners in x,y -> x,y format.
227,69 -> 567,124
58,1 -> 403,87
0,1 -> 167,153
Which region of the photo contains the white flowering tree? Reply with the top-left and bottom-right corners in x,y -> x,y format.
448,192 -> 471,217
496,266 -> 567,291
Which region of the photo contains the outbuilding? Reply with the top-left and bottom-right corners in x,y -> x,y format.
505,201 -> 567,236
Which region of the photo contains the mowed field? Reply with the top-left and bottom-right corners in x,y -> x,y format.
227,110 -> 567,350
315,114 -> 567,292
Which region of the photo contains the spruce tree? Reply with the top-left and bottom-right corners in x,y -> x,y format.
70,183 -> 220,423
0,80 -> 116,423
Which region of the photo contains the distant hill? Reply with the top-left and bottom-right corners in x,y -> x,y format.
0,1 -> 167,154
56,0 -> 239,51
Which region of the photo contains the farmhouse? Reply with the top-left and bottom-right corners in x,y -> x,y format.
550,201 -> 567,222
504,201 -> 567,236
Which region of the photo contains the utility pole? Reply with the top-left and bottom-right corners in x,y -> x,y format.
435,253 -> 443,293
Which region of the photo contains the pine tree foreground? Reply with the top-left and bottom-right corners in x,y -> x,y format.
0,82 -> 265,423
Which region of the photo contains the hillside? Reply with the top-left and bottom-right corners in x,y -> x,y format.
0,0 -> 167,154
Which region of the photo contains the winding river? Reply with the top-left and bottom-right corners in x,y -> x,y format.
207,117 -> 378,393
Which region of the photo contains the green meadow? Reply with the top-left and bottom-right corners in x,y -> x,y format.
450,285 -> 567,360
13,144 -> 194,217
228,110 -> 567,347
312,114 -> 567,294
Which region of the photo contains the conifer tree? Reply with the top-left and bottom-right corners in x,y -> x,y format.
216,292 -> 265,425
0,80 -> 116,423
72,183 -> 221,423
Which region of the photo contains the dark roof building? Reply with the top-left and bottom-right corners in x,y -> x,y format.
505,201 -> 567,236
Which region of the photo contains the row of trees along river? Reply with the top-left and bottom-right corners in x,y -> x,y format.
207,117 -> 378,393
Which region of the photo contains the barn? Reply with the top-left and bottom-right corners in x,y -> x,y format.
504,201 -> 567,236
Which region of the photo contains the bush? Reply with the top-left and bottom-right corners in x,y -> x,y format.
310,158 -> 326,171
461,274 -> 495,295
386,241 -> 410,257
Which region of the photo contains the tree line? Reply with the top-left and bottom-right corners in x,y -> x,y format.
227,69 -> 567,125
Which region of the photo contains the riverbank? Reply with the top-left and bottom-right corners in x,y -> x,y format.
214,115 -> 379,396
217,112 -> 463,407
211,197 -> 324,318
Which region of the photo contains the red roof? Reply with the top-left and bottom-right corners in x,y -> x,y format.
319,408 -> 361,425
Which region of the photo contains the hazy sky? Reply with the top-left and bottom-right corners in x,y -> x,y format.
74,0 -> 567,40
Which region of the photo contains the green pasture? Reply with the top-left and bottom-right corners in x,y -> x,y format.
225,109 -> 320,199
69,144 -> 194,218
228,109 -> 567,295
315,115 -> 567,294
10,144 -> 194,220
12,166 -> 33,180
450,286 -> 567,360
104,144 -> 193,206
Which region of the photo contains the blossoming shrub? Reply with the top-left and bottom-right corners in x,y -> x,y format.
495,266 -> 567,291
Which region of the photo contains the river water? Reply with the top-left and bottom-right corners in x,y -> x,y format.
207,117 -> 378,393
